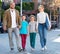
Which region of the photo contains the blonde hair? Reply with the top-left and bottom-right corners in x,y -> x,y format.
9,1 -> 15,5
38,5 -> 44,10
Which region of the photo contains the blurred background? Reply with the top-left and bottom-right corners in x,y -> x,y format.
0,0 -> 60,33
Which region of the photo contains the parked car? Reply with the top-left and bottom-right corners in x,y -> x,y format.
51,21 -> 57,29
0,22 -> 8,33
0,22 -> 4,33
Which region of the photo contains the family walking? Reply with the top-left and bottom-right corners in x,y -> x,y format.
3,2 -> 51,52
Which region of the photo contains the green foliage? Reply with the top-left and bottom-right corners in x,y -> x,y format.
2,2 -> 34,11
1,2 -> 34,19
45,8 -> 50,15
5,4 -> 10,10
15,6 -> 20,12
22,2 -> 34,10
0,0 -> 2,7
1,9 -> 5,18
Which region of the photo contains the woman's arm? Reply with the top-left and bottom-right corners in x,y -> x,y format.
46,13 -> 51,29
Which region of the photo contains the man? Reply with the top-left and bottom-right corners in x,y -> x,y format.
3,2 -> 22,52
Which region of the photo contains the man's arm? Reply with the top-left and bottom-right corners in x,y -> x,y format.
3,11 -> 7,30
17,10 -> 21,28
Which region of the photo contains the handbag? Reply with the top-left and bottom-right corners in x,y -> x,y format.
45,16 -> 50,30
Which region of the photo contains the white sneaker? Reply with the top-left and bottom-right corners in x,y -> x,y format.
41,48 -> 45,51
31,48 -> 35,51
44,46 -> 47,50
31,47 -> 35,51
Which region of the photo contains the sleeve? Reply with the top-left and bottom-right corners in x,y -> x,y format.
17,10 -> 21,26
26,22 -> 29,34
46,13 -> 51,28
3,11 -> 7,26
28,23 -> 30,33
37,14 -> 38,29
29,23 -> 30,27
35,22 -> 38,32
27,22 -> 29,26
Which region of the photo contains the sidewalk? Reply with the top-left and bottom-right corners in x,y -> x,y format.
0,30 -> 60,54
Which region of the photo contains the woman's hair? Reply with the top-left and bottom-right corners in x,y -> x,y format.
29,15 -> 36,21
22,14 -> 27,21
38,5 -> 44,10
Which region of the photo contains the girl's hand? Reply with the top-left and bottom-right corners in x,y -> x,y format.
27,33 -> 29,36
18,25 -> 21,29
36,29 -> 38,33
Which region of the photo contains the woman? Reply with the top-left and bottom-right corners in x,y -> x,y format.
37,5 -> 51,51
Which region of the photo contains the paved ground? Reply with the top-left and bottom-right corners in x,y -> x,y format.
0,29 -> 60,54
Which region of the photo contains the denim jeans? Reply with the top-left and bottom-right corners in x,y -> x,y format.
38,23 -> 47,48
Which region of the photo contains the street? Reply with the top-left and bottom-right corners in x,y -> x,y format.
0,29 -> 60,54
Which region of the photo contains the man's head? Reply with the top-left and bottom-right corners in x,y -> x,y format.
10,2 -> 15,9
